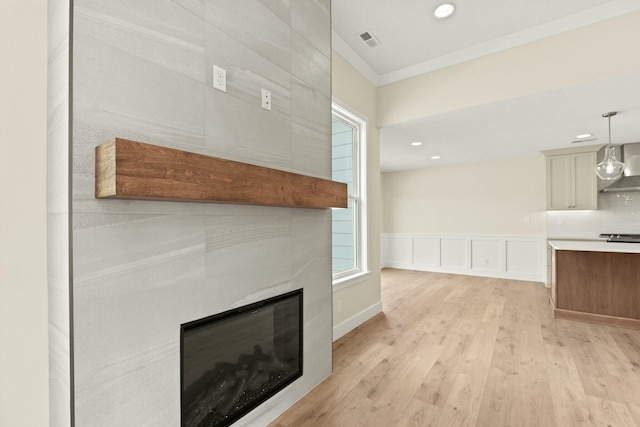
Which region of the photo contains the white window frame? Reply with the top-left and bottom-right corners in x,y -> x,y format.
332,101 -> 369,288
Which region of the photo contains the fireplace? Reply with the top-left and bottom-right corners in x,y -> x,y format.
180,290 -> 303,427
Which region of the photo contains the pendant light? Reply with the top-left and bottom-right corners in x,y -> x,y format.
594,111 -> 625,181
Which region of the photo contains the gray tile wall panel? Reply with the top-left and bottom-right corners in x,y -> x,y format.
70,0 -> 332,425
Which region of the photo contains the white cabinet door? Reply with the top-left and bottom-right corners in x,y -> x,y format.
545,152 -> 597,210
547,155 -> 571,210
572,152 -> 597,209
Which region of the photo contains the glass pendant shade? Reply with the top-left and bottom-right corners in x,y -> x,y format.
595,146 -> 625,180
594,111 -> 625,181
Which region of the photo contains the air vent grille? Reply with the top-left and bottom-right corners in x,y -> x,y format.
358,30 -> 380,48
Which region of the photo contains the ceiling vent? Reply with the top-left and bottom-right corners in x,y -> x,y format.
358,30 -> 380,48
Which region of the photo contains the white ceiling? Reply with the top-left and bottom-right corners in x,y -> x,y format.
331,0 -> 640,172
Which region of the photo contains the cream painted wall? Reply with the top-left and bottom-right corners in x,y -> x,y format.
382,156 -> 547,236
332,52 -> 382,327
378,11 -> 640,126
0,0 -> 49,426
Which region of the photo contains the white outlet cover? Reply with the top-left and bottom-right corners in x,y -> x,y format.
261,88 -> 271,110
213,65 -> 226,92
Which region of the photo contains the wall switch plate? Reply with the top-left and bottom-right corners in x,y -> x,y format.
213,65 -> 226,92
261,88 -> 271,110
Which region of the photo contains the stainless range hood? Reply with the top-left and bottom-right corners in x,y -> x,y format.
600,142 -> 640,192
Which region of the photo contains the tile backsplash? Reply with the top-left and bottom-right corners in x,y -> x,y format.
547,191 -> 640,239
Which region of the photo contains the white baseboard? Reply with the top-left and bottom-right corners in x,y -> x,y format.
333,301 -> 383,342
384,261 -> 543,283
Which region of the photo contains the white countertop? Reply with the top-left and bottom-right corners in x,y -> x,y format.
548,239 -> 640,254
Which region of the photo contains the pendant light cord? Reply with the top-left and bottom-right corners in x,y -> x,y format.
608,114 -> 611,148
603,111 -> 616,148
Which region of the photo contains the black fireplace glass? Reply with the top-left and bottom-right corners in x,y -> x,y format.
181,289 -> 303,427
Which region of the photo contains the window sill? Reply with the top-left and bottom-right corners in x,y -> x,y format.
332,271 -> 371,291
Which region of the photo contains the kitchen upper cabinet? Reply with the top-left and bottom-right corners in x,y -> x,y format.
542,146 -> 601,210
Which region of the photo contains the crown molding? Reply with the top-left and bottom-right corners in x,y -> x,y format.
331,29 -> 379,86
333,0 -> 640,88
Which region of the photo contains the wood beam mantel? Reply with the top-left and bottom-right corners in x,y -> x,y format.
95,138 -> 348,209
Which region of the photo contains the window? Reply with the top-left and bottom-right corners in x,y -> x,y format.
331,102 -> 368,285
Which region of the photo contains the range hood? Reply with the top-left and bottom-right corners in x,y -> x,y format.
600,142 -> 640,192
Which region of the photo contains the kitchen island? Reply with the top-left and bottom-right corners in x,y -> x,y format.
548,239 -> 640,329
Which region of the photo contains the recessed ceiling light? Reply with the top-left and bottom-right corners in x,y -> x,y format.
431,155 -> 441,160
576,133 -> 592,139
434,3 -> 455,19
411,141 -> 423,146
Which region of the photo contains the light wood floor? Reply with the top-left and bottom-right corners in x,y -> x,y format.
269,269 -> 640,427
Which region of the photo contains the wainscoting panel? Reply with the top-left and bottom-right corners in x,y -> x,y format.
471,239 -> 502,272
386,235 -> 413,265
382,234 -> 546,283
413,237 -> 439,267
441,238 -> 468,269
506,240 -> 540,275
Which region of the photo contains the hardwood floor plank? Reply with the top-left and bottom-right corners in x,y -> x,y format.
475,366 -> 514,426
393,398 -> 441,427
627,402 -> 640,426
571,332 -> 631,402
610,330 -> 640,371
373,354 -> 426,408
320,395 -> 375,427
350,356 -> 392,400
481,294 -> 506,323
413,332 -> 471,407
460,321 -> 500,376
543,342 -> 591,426
438,371 -> 488,427
268,269 -> 640,427
585,396 -> 638,427
586,323 -> 634,378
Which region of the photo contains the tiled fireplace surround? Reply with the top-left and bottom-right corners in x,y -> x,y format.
48,1 -> 333,426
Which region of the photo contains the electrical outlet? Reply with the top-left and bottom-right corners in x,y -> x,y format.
213,65 -> 226,92
336,300 -> 342,313
261,88 -> 271,110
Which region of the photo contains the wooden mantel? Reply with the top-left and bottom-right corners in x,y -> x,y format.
95,138 -> 348,209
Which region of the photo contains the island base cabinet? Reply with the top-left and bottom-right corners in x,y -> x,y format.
553,249 -> 640,329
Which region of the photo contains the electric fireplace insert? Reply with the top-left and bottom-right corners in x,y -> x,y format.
180,289 -> 303,427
